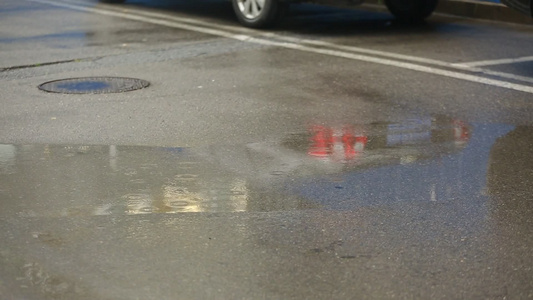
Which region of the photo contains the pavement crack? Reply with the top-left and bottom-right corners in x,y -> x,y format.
0,57 -> 98,72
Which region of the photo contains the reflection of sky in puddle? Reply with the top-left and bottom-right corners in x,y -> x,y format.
0,117 -> 520,217
55,81 -> 111,92
0,31 -> 88,44
292,124 -> 513,210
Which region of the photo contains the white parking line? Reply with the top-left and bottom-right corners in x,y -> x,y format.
261,34 -> 533,85
453,56 -> 533,68
28,0 -> 533,94
77,3 -> 533,85
69,2 -> 533,85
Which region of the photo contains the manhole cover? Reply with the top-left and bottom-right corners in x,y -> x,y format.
38,77 -> 150,94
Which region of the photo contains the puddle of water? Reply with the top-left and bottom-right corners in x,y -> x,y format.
0,115 -> 531,217
0,31 -> 88,44
291,122 -> 509,209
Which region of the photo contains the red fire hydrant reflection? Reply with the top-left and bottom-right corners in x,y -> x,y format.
452,120 -> 470,143
308,126 -> 367,161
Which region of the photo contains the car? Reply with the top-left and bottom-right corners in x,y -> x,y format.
501,0 -> 532,17
99,0 -> 439,28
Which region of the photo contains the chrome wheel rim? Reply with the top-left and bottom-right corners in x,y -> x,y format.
236,0 -> 265,19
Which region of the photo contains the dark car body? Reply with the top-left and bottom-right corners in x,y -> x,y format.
100,0 -> 439,28
501,0 -> 532,17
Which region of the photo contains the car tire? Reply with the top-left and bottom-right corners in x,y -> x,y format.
384,0 -> 438,22
232,0 -> 288,28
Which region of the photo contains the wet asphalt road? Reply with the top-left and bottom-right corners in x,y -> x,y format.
1,0 -> 533,299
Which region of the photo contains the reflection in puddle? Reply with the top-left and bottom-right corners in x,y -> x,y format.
288,122 -> 513,210
1,115 -> 528,216
299,116 -> 469,164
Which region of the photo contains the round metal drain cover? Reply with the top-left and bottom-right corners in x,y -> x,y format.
38,77 -> 150,94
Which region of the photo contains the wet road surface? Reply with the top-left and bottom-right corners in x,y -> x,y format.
2,120 -> 532,299
1,0 -> 533,299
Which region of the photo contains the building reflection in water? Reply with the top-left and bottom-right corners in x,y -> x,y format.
276,115 -> 474,209
284,115 -> 469,165
0,114 -> 480,216
0,145 -> 252,216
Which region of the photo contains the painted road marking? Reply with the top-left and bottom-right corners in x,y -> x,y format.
27,0 -> 533,94
84,3 -> 533,85
261,34 -> 533,85
453,56 -> 533,68
69,3 -> 533,85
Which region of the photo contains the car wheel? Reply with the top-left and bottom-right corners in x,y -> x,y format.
232,0 -> 288,28
384,0 -> 438,22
